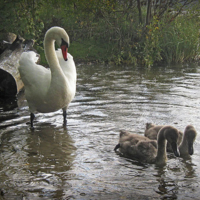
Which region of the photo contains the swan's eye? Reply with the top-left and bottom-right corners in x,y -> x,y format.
61,38 -> 68,48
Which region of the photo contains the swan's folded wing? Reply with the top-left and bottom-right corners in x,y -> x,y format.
55,49 -> 76,95
18,51 -> 50,87
19,51 -> 39,65
136,141 -> 157,161
55,49 -> 75,73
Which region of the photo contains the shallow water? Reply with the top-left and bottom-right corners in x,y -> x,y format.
0,63 -> 200,199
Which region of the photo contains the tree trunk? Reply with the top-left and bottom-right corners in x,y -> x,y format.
146,0 -> 152,25
137,0 -> 142,24
0,36 -> 35,97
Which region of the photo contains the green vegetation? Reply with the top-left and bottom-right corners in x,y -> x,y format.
0,0 -> 200,67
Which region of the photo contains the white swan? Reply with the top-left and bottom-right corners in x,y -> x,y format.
114,126 -> 180,165
18,27 -> 76,128
144,123 -> 197,156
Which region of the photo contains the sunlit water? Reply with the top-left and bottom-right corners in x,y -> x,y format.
0,63 -> 200,199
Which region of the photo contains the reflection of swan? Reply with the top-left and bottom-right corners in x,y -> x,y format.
179,125 -> 197,157
144,123 -> 197,157
114,126 -> 180,165
18,27 -> 76,128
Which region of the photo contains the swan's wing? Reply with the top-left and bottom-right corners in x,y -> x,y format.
55,49 -> 76,76
18,51 -> 51,107
18,51 -> 52,112
18,51 -> 50,87
136,141 -> 157,163
19,51 -> 39,66
55,49 -> 77,97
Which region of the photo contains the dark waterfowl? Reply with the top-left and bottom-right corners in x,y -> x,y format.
114,126 -> 180,165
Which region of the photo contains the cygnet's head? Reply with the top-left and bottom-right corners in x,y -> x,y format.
162,126 -> 180,157
184,125 -> 197,155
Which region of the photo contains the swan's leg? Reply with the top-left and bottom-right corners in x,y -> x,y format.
63,110 -> 67,125
30,113 -> 35,128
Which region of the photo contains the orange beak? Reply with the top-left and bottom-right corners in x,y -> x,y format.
61,45 -> 68,61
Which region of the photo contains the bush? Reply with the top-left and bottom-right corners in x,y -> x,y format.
1,0 -> 200,67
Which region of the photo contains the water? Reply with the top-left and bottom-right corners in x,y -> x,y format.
0,63 -> 200,199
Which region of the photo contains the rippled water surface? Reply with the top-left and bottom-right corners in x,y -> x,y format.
1,63 -> 200,199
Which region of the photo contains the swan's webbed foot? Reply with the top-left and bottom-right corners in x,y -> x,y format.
63,110 -> 67,126
30,113 -> 35,129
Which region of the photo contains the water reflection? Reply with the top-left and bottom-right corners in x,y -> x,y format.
0,124 -> 76,199
0,97 -> 18,112
0,63 -> 200,199
154,155 -> 199,199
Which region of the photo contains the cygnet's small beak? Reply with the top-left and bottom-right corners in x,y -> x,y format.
188,141 -> 194,155
171,142 -> 180,157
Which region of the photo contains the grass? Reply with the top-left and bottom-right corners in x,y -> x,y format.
159,16 -> 200,64
69,38 -> 116,63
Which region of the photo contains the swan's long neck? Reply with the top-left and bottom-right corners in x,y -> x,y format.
156,131 -> 167,165
44,35 -> 62,75
43,30 -> 67,106
179,133 -> 188,155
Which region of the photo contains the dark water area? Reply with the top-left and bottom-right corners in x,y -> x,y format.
0,63 -> 200,199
